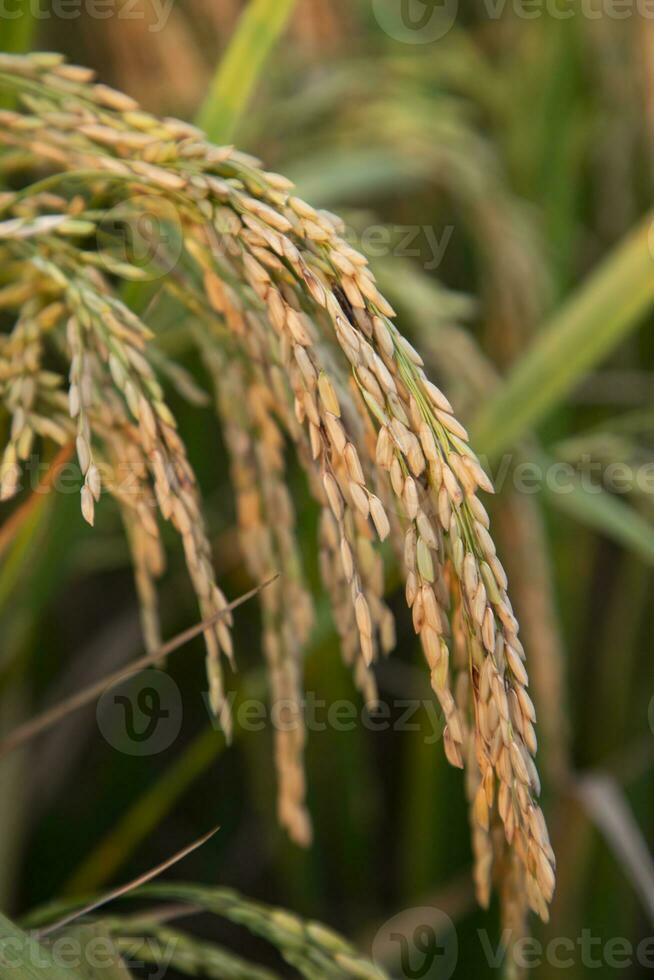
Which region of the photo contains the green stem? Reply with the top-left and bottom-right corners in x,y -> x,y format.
0,0 -> 35,55
0,2 -> 36,113
196,0 -> 297,144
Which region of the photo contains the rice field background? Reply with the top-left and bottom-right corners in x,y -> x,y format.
1,2 -> 654,979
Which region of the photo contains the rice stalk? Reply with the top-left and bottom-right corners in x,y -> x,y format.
0,53 -> 554,920
0,0 -> 35,60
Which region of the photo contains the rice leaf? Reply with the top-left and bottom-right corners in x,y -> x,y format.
0,911 -> 84,980
535,448 -> 654,566
471,213 -> 654,460
197,0 -> 297,142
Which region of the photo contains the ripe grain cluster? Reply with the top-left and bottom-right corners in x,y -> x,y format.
0,53 -> 554,923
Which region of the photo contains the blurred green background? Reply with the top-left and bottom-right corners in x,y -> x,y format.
2,1 -> 654,978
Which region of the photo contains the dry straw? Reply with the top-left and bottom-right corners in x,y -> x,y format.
0,53 -> 554,921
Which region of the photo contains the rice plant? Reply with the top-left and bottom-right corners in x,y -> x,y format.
0,49 -> 555,930
3,7 -> 654,980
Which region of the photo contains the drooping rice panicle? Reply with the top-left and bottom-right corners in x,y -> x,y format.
0,53 -> 554,920
206,343 -> 314,845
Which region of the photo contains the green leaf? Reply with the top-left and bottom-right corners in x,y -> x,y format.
0,911 -> 81,980
471,213 -> 654,461
196,0 -> 297,143
533,448 -> 654,565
